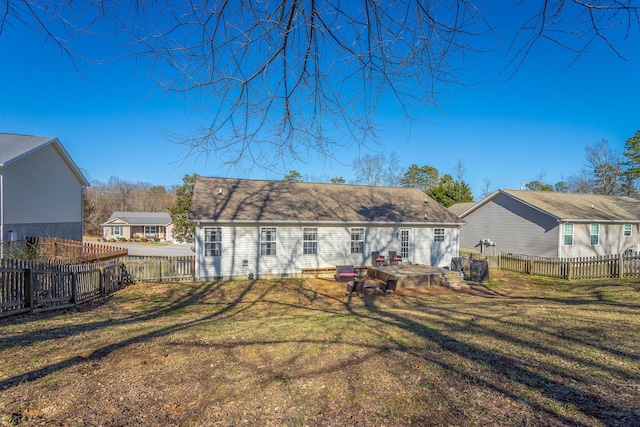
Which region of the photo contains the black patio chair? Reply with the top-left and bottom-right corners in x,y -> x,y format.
388,250 -> 402,266
371,251 -> 385,266
347,279 -> 365,296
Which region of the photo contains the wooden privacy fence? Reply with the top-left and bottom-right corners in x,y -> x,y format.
121,256 -> 195,283
37,237 -> 128,263
493,253 -> 640,280
0,258 -> 121,318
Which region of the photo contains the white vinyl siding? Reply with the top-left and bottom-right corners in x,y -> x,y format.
195,224 -> 458,280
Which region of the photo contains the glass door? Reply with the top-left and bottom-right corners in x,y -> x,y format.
400,228 -> 412,262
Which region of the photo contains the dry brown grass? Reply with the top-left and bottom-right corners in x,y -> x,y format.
1,271 -> 639,426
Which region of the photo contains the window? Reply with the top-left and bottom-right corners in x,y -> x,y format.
564,223 -> 573,246
350,228 -> 364,254
261,227 -> 277,256
624,224 -> 632,237
590,223 -> 599,246
434,228 -> 445,242
144,225 -> 157,237
303,227 -> 317,255
113,226 -> 121,237
204,227 -> 222,257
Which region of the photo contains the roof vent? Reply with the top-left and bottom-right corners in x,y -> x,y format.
219,188 -> 223,195
424,198 -> 428,203
424,213 -> 427,220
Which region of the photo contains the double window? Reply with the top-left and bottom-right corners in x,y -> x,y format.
204,227 -> 222,256
350,228 -> 364,254
590,224 -> 599,246
303,227 -> 317,255
144,225 -> 157,237
563,223 -> 573,246
434,228 -> 445,242
261,227 -> 277,256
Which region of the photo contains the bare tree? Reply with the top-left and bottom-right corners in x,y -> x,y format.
354,153 -> 387,186
2,1 -> 638,171
586,139 -> 622,195
479,178 -> 494,199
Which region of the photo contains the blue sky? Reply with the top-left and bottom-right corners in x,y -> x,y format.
1,2 -> 638,198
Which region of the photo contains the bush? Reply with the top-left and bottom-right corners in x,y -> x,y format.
119,237 -> 127,242
109,238 -> 116,242
141,237 -> 148,242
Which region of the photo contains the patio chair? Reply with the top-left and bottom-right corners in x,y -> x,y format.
334,265 -> 359,282
371,251 -> 385,266
381,278 -> 398,294
347,279 -> 365,296
388,250 -> 402,266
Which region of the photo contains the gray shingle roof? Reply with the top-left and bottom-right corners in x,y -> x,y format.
190,176 -> 463,224
102,212 -> 172,226
447,202 -> 476,216
497,190 -> 640,221
0,133 -> 89,186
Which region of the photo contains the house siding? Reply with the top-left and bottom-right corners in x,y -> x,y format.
561,222 -> 638,257
2,144 -> 84,240
195,223 -> 457,280
3,144 -> 83,223
460,193 -> 559,257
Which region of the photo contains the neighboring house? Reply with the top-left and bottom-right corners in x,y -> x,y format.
457,189 -> 640,258
101,212 -> 175,242
447,202 -> 476,217
0,133 -> 89,250
189,176 -> 464,280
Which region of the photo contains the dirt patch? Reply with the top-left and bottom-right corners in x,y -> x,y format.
306,276 -> 464,303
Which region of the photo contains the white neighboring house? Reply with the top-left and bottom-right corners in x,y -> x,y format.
0,133 -> 89,251
189,176 -> 464,280
101,212 -> 175,243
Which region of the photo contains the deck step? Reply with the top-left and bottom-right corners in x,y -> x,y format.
443,272 -> 469,290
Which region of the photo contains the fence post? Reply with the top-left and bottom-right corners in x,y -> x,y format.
158,259 -> 162,282
567,261 -> 572,281
70,270 -> 76,304
619,253 -> 624,279
24,268 -> 33,312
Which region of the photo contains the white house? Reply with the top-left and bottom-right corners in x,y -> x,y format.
455,189 -> 640,258
101,211 -> 175,242
189,176 -> 464,280
0,133 -> 89,251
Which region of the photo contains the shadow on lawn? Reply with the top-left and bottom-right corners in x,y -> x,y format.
1,277 -> 639,426
359,299 -> 640,426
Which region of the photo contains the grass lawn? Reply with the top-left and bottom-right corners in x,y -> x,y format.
1,270 -> 639,426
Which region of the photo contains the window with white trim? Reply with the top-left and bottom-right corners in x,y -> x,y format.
590,223 -> 599,246
204,227 -> 222,257
434,228 -> 445,242
261,227 -> 277,256
113,226 -> 121,237
624,224 -> 632,237
564,223 -> 573,246
144,225 -> 157,237
303,227 -> 317,255
350,228 -> 364,254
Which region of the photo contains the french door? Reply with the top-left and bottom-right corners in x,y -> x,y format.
400,228 -> 412,262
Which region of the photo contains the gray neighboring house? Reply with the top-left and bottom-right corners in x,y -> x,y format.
101,211 -> 175,242
0,133 -> 89,249
457,189 -> 640,258
189,176 -> 464,280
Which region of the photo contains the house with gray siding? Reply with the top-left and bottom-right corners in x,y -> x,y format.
0,133 -> 89,252
189,176 -> 464,280
457,189 -> 640,258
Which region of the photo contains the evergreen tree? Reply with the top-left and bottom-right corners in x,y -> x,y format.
426,174 -> 474,207
169,174 -> 196,245
622,130 -> 640,197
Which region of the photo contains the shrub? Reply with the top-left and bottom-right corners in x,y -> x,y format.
141,237 -> 148,242
109,238 -> 116,242
119,237 -> 127,242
